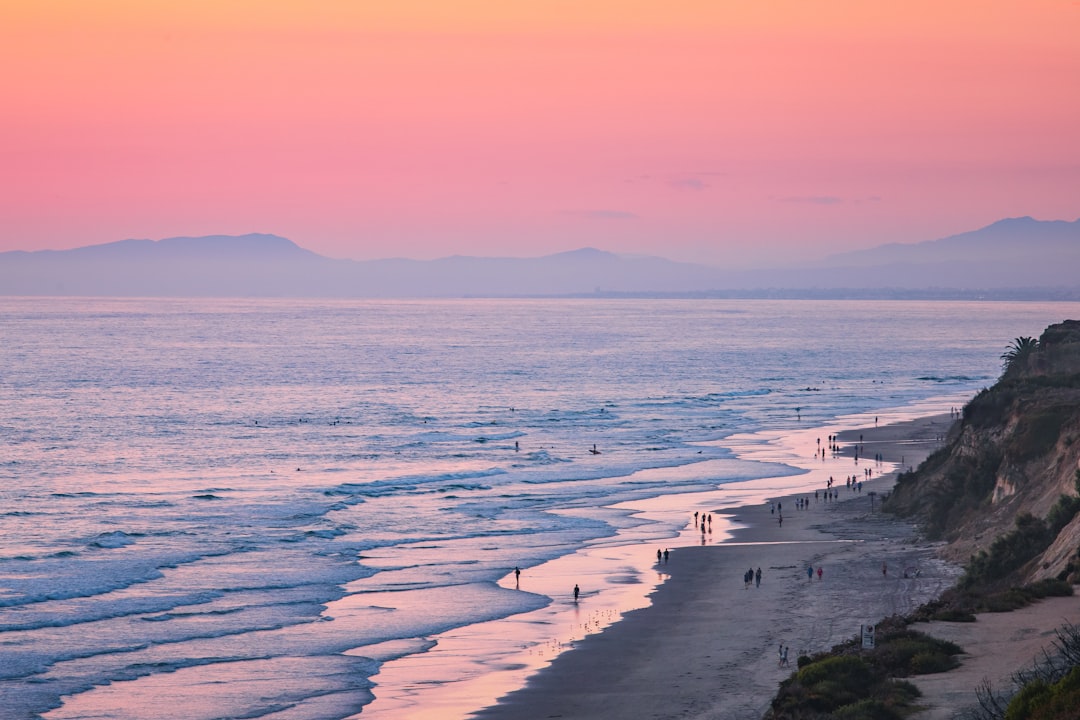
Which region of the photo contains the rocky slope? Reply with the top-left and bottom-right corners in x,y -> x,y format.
886,320 -> 1080,587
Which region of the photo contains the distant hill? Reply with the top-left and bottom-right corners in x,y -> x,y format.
1,217 -> 1078,298
825,217 -> 1080,266
811,216 -> 1080,290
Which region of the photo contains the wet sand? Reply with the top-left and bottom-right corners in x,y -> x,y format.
473,413 -> 959,720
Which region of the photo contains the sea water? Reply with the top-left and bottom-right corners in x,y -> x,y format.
1,298 -> 1077,719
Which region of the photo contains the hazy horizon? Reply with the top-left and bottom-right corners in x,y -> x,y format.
4,214 -> 1080,271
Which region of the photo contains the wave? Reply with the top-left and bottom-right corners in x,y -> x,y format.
88,531 -> 140,549
330,468 -> 507,499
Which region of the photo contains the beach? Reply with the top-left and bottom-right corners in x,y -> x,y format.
473,413 -> 960,720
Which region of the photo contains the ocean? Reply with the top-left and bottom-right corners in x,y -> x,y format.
2,297 -> 1077,719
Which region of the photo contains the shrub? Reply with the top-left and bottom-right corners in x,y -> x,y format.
1026,578 -> 1074,599
965,386 -> 1017,428
1008,407 -> 1068,460
798,655 -> 876,689
1006,667 -> 1080,720
1046,492 -> 1080,537
832,698 -> 904,720
1005,679 -> 1052,720
962,513 -> 1051,590
933,607 -> 977,622
871,630 -> 961,676
909,650 -> 958,674
980,588 -> 1034,613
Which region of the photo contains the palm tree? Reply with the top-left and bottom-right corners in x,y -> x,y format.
1000,336 -> 1039,375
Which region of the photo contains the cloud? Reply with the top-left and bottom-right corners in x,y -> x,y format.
628,172 -> 723,190
563,209 -> 640,220
776,195 -> 883,205
778,195 -> 844,205
669,177 -> 709,191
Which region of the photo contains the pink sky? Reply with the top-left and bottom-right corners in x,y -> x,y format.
2,1 -> 1078,267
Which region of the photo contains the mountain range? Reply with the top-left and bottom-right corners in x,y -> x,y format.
1,216 -> 1077,298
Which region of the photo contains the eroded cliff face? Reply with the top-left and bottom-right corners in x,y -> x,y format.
886,320 -> 1080,586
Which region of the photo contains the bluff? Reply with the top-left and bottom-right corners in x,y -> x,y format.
886,320 -> 1080,590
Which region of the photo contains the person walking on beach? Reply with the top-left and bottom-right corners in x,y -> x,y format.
514,567 -> 520,585
817,567 -> 823,581
807,566 -> 813,581
781,646 -> 789,667
755,567 -> 762,587
663,548 -> 669,562
657,548 -> 662,563
573,584 -> 580,602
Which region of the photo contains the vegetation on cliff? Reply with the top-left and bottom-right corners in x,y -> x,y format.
886,319 -> 1080,590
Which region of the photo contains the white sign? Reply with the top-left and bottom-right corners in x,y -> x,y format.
861,624 -> 876,650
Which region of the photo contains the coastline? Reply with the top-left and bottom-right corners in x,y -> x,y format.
471,411 -> 959,720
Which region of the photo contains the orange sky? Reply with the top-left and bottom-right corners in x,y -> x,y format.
2,1 -> 1078,266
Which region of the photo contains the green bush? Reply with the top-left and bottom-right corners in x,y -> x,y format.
977,579 -> 1074,613
964,386 -> 1017,428
932,607 -> 977,622
832,698 -> 904,720
1006,667 -> 1080,720
1009,407 -> 1069,460
962,513 -> 1052,590
909,650 -> 958,674
916,449 -> 1004,539
1026,578 -> 1074,599
1006,679 -> 1052,720
1046,493 -> 1080,537
887,679 -> 921,703
798,655 -> 876,689
871,630 -> 961,676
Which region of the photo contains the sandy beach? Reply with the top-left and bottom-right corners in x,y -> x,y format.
472,413 -> 961,720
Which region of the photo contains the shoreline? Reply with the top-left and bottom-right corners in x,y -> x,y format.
470,411 -> 959,720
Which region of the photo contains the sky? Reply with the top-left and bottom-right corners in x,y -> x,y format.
2,1 -> 1078,268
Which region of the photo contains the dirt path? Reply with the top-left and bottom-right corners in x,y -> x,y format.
909,595 -> 1080,719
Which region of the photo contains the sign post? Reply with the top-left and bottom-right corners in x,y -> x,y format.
861,624 -> 876,650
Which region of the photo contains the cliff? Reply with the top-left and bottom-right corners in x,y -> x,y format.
886,320 -> 1080,589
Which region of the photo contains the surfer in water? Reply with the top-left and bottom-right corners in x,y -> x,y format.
590,444 -> 601,455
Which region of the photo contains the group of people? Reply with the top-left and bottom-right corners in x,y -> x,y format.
744,566 -> 763,588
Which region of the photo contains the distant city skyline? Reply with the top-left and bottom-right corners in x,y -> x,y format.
2,1 -> 1078,268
